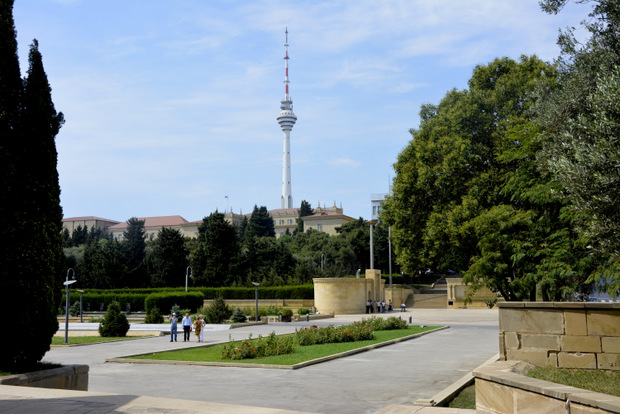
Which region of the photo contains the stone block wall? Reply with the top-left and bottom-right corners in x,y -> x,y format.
0,364 -> 89,391
498,302 -> 620,370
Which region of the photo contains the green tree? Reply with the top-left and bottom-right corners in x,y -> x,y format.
98,301 -> 130,337
81,239 -> 125,289
383,56 -> 594,300
245,205 -> 275,239
122,217 -> 147,288
0,4 -> 65,370
191,211 -> 239,286
149,227 -> 189,287
295,200 -> 313,234
537,0 -> 620,293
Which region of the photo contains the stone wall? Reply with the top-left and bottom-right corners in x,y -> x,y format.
474,360 -> 620,414
498,302 -> 620,370
0,364 -> 89,391
446,277 -> 498,309
203,299 -> 315,310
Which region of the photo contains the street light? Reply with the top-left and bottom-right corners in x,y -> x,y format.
64,268 -> 77,344
252,282 -> 260,322
185,266 -> 193,292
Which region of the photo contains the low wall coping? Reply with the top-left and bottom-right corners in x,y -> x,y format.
473,360 -> 620,413
0,364 -> 88,389
498,302 -> 620,310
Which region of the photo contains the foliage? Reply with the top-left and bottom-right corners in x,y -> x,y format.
220,332 -> 295,360
149,227 -> 188,288
69,301 -> 81,317
191,211 -> 239,287
170,303 -> 182,318
0,4 -> 64,371
98,301 -> 130,337
295,200 -> 313,234
280,308 -> 293,317
231,308 -> 247,323
382,56 -> 596,300
536,0 -> 620,294
295,324 -> 374,346
245,205 -> 275,239
297,307 -> 311,315
121,218 -> 148,288
144,292 -> 204,314
144,306 -> 164,324
204,295 -> 232,324
356,316 -> 408,331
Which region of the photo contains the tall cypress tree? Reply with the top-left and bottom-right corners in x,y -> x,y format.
0,0 -> 64,371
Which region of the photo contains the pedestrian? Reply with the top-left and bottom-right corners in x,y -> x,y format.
382,301 -> 386,313
366,300 -> 371,314
401,302 -> 406,312
169,312 -> 178,342
388,300 -> 393,312
199,316 -> 205,343
194,315 -> 202,342
181,313 -> 192,342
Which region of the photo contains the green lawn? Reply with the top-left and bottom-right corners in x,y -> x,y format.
526,367 -> 620,397
448,384 -> 476,409
51,335 -> 148,345
130,326 -> 439,366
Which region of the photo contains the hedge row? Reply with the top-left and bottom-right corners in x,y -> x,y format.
194,285 -> 313,300
66,292 -> 148,312
63,285 -> 314,313
144,292 -> 204,314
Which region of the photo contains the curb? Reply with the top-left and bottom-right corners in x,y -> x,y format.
107,326 -> 448,369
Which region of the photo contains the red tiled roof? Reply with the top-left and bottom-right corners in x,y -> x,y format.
108,215 -> 189,229
62,216 -> 120,224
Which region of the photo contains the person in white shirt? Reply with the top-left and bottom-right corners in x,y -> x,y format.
181,313 -> 192,342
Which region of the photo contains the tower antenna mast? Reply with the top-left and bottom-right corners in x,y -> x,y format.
277,27 -> 297,209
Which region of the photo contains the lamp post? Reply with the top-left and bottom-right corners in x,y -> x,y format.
64,268 -> 77,344
252,282 -> 260,322
185,266 -> 193,292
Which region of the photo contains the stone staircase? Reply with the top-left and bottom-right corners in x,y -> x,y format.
411,276 -> 448,309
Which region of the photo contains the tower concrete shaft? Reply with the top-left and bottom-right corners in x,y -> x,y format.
277,28 -> 297,209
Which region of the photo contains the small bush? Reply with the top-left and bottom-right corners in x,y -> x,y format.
220,332 -> 294,360
170,304 -> 182,318
295,324 -> 374,346
297,307 -> 310,315
98,301 -> 130,337
231,308 -> 247,323
69,301 -> 81,317
280,308 -> 293,317
356,316 -> 408,331
204,296 -> 232,324
144,307 -> 164,324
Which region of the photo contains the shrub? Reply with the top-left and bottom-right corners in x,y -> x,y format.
220,332 -> 294,360
280,308 -> 293,317
231,308 -> 247,323
69,301 -> 81,317
204,296 -> 232,324
98,301 -> 130,337
170,304 -> 182,317
297,307 -> 310,315
144,307 -> 164,324
355,316 -> 407,331
295,324 -> 374,346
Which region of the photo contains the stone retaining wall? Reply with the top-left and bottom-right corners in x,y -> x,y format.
0,364 -> 89,391
498,302 -> 620,370
474,360 -> 620,414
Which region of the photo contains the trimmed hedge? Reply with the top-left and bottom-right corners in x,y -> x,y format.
63,285 -> 314,313
195,285 -> 314,300
144,292 -> 204,314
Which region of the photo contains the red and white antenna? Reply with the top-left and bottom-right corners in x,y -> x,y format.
284,27 -> 290,101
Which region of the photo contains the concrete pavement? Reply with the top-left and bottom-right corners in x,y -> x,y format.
1,309 -> 498,413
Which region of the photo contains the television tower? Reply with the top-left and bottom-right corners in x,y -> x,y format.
277,28 -> 297,209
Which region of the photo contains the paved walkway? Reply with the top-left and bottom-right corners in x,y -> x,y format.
1,309 -> 498,413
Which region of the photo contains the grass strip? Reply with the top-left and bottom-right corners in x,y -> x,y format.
526,367 -> 620,397
129,325 -> 440,366
447,384 -> 476,409
51,335 -> 149,345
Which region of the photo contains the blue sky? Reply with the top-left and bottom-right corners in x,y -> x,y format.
13,1 -> 590,223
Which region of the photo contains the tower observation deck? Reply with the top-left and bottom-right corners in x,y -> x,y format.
277,28 -> 297,209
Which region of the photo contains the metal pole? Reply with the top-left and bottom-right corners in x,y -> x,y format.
388,226 -> 392,289
255,287 -> 259,322
64,268 -> 75,345
370,224 -> 374,269
79,291 -> 83,323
